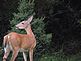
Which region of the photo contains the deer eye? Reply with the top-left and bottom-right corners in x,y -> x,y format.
22,23 -> 24,24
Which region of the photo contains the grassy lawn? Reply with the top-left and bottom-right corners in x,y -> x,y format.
0,50 -> 81,61
40,52 -> 81,61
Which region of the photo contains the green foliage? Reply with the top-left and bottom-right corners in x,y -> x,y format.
32,18 -> 52,54
18,0 -> 34,14
10,0 -> 34,33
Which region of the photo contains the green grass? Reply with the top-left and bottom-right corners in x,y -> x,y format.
40,53 -> 67,61
39,52 -> 81,61
1,50 -> 81,61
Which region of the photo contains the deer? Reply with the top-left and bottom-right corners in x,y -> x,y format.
3,15 -> 36,61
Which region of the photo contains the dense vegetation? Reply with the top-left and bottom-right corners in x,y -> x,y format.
0,0 -> 81,61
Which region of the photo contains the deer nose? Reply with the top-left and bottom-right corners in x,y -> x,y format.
15,24 -> 18,27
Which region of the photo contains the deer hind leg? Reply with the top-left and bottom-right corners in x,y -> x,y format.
10,49 -> 19,61
23,52 -> 27,61
29,49 -> 33,61
3,45 -> 10,61
3,49 -> 10,61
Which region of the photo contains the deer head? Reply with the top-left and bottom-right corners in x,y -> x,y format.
16,15 -> 33,29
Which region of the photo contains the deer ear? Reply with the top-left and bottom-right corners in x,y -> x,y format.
27,15 -> 33,23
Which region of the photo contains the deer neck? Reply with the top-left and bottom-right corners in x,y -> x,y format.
25,25 -> 34,36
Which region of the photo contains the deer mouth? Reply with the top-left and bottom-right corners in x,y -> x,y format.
16,27 -> 19,29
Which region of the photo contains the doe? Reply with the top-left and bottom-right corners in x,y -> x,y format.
3,15 -> 36,61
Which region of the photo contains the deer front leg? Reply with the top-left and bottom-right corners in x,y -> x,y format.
23,52 -> 27,61
29,49 -> 33,61
10,49 -> 19,61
